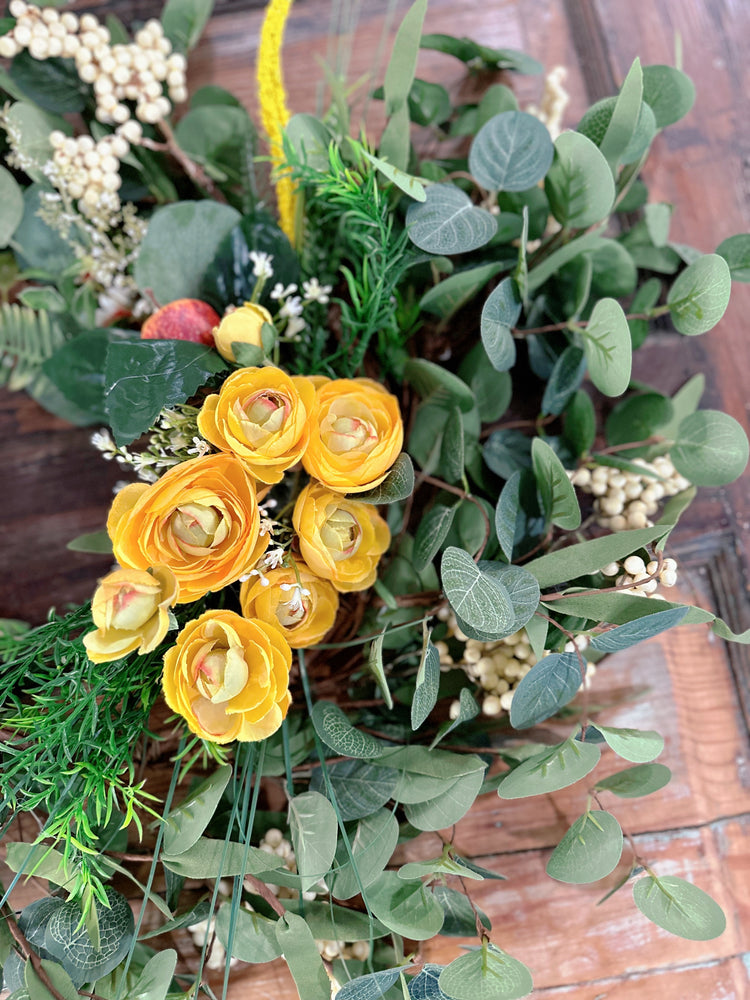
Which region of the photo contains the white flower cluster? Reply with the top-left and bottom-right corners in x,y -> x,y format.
569,456 -> 691,531
437,610 -> 594,718
527,65 -> 569,142
601,554 -> 678,597
268,277 -> 333,341
91,405 -> 207,482
1,3 -> 187,127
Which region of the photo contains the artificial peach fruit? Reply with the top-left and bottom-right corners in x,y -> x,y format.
140,299 -> 221,346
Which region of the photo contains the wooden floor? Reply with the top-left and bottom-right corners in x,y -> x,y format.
2,1 -> 750,998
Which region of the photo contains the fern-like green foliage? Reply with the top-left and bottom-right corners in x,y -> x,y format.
0,302 -> 65,391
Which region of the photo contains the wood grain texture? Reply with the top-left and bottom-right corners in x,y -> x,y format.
2,1 -> 749,998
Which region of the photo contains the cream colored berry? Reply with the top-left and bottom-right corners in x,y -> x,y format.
448,700 -> 461,720
482,694 -> 503,716
623,555 -> 646,576
601,562 -> 620,577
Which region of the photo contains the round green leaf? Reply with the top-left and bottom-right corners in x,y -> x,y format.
605,392 -> 673,447
336,967 -> 405,1000
289,790 -> 338,891
564,388 -> 596,456
716,233 -> 750,282
404,767 -> 484,831
309,759 -> 398,821
510,652 -> 582,729
468,111 -> 554,193
581,297 -> 632,397
577,96 -> 657,165
480,277 -> 521,372
438,945 -> 533,1000
406,183 -> 497,254
667,254 -> 731,336
531,437 -> 582,529
546,810 -> 623,884
597,726 -> 665,763
404,357 -> 476,411
328,809 -> 399,900
311,701 -> 384,758
215,907 -> 282,964
135,200 -> 240,305
595,762 -> 672,798
671,410 -> 749,486
633,875 -> 726,940
497,738 -> 600,799
641,65 -> 696,128
43,888 -> 134,988
544,131 -> 615,228
367,871 -> 445,940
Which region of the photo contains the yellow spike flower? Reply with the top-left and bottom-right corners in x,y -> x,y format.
257,0 -> 297,245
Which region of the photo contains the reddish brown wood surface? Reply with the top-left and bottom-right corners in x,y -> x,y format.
2,1 -> 750,999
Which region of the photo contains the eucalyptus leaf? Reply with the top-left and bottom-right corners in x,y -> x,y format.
161,0 -> 214,52
595,762 -> 672,798
495,471 -> 522,563
311,701 -> 385,759
432,885 -> 491,937
590,607 -> 688,652
367,871 -> 444,940
531,438 -> 581,530
480,278 -> 521,372
641,64 -> 696,128
545,131 -> 615,228
413,503 -> 458,572
310,759 -> 398,821
420,263 -> 504,320
633,875 -> 725,940
580,297 -> 632,397
667,254 -> 731,336
359,147 -> 427,202
546,810 -> 623,884
671,410 -> 749,486
406,184 -> 497,255
597,726 -> 665,763
411,627 -> 441,730
428,687 -> 479,751
275,912 -> 331,1000
356,453 -> 415,504
440,408 -> 465,483
134,200 -> 240,305
716,233 -> 750,282
598,58 -> 644,172
509,652 -> 582,729
0,166 -> 24,248
468,111 -> 554,193
378,0 -> 427,170
605,392 -> 673,448
441,547 -> 514,635
438,944 -> 533,1000
289,791 -> 338,892
285,900 -> 389,941
125,950 -> 177,1000
408,964 -> 451,1000
404,357 -> 475,411
66,530 -> 112,555
161,837 -> 285,878
163,764 -> 232,856
563,389 -> 596,456
335,966 -> 405,1000
328,809 -> 399,900
497,738 -> 601,799
542,346 -> 586,417
482,429 -> 533,479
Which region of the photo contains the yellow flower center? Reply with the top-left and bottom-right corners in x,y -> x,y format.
275,596 -> 310,629
194,643 -> 249,703
108,584 -> 159,631
320,509 -> 362,561
170,502 -> 225,549
323,401 -> 378,455
237,390 -> 290,446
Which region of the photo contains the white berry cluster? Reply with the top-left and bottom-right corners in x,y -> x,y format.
187,916 -> 240,973
569,456 -> 691,531
253,827 -> 320,902
0,3 -> 187,126
47,130 -> 130,218
527,65 -> 570,142
316,939 -> 370,963
601,554 -> 678,597
436,610 -> 594,718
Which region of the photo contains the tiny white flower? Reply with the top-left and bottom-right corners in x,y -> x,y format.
186,436 -> 211,457
249,250 -> 274,279
285,315 -> 307,338
302,277 -> 332,305
264,548 -> 286,569
270,281 -> 298,300
91,429 -> 115,451
279,295 -> 303,319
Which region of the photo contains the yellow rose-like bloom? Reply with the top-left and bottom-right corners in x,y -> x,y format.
84,565 -> 179,664
302,378 -> 404,493
163,609 -> 292,744
240,561 -> 339,648
107,454 -> 268,604
197,367 -> 316,484
292,482 -> 390,592
212,304 -> 274,363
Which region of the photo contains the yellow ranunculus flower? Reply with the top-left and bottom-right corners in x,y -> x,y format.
162,609 -> 292,744
302,377 -> 404,494
83,565 -> 179,664
240,561 -> 339,648
197,367 -> 316,484
107,454 -> 268,604
292,482 -> 390,592
212,304 -> 274,363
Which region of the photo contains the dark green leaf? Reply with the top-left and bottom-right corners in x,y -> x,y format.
482,428 -> 532,479
545,132 -> 615,228
40,331 -> 109,426
497,738 -> 601,799
174,105 -> 255,191
104,338 -> 226,446
9,52 -> 88,113
641,65 -> 696,128
311,702 -> 385,759
439,944 -> 533,1000
285,900 -> 389,941
495,471 -> 522,563
406,184 -> 497,254
0,165 -> 24,248
532,438 -> 581,529
161,0 -> 214,52
441,547 -> 515,635
469,111 -> 554,193
633,875 -> 725,940
407,78 -> 451,126
357,453 -> 415,504
527,231 -> 608,293
509,652 -> 582,729
66,530 -> 112,555
563,389 -> 596,456
439,407 -> 465,483
628,276 -> 662,349
336,967 -> 405,1000
412,626 -> 441,729
43,889 -> 133,988
432,886 -> 491,937
671,410 -> 749,486
667,254 -> 731,336
542,346 -> 586,416
420,263 -> 504,320
404,357 -> 475,411
605,392 -> 673,447
413,503 -> 458,572
134,200 -> 240,305
12,185 -> 76,273
595,762 -> 671,798
310,759 -> 398,821
546,810 -> 623,884
428,687 -> 480,751
408,964 -> 451,1000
